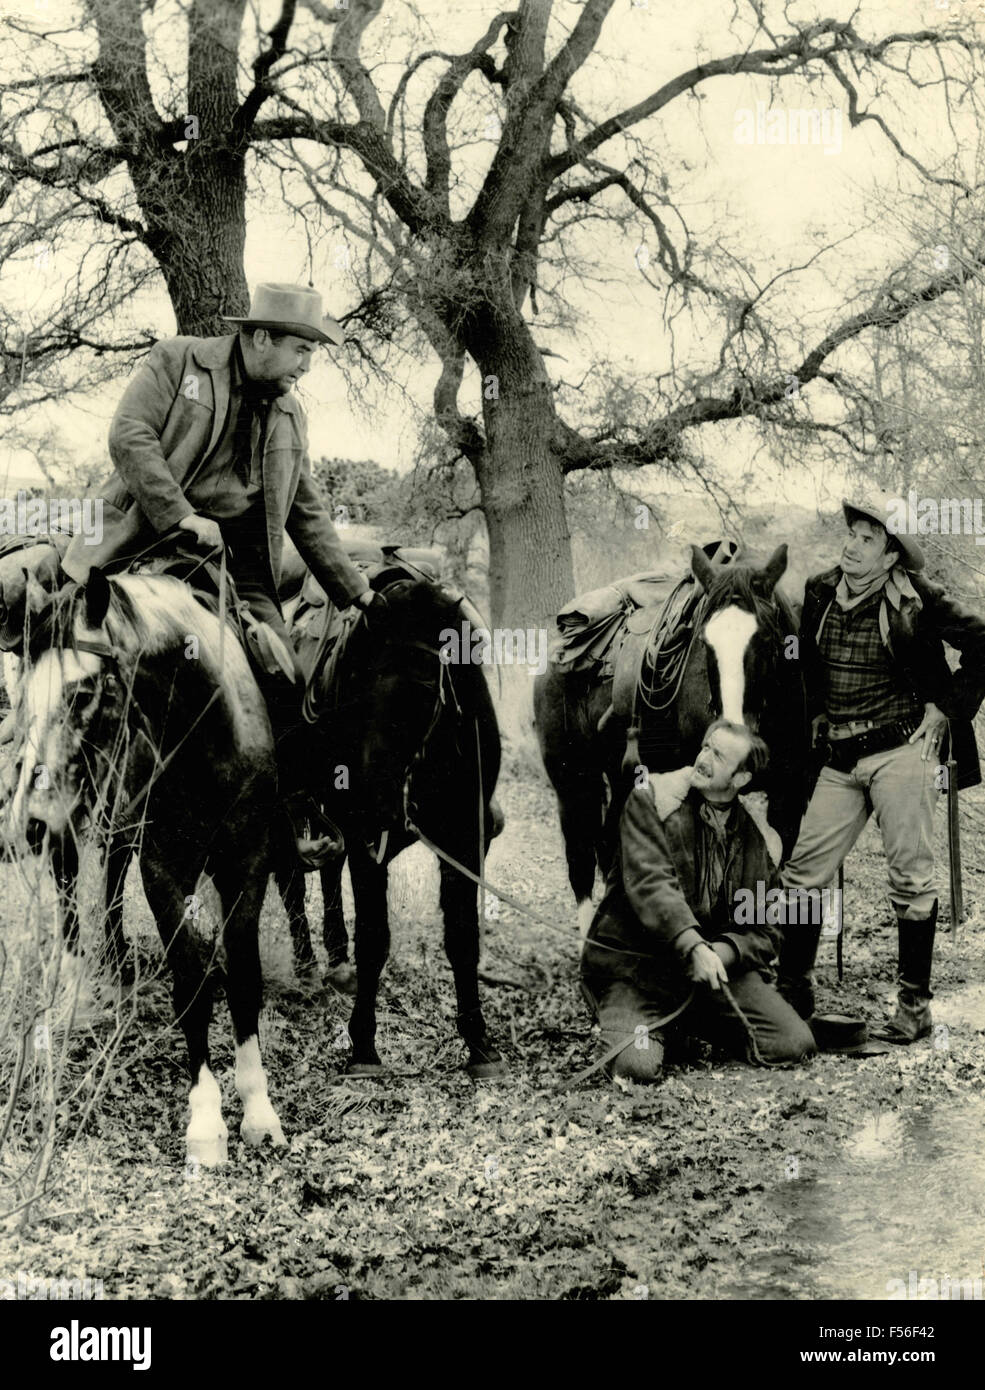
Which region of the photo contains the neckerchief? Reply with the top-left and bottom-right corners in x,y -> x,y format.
696,797 -> 738,918
231,341 -> 276,486
834,567 -> 891,611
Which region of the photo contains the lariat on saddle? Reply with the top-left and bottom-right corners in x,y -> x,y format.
623,580 -> 708,776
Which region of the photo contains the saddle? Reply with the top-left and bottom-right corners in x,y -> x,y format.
115,533 -> 308,681
289,540 -> 449,715
620,541 -> 743,769
551,540 -> 742,768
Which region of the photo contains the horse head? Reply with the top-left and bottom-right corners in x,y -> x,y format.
331,576 -> 493,839
690,542 -> 790,734
5,570 -> 124,839
5,567 -> 265,842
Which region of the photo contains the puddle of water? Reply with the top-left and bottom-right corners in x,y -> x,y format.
720,1098 -> 985,1300
934,983 -> 985,1034
844,1111 -> 906,1162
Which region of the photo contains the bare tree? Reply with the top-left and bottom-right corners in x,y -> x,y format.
2,0 -> 984,650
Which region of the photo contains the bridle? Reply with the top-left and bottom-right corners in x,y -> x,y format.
22,626 -> 222,832
312,584 -> 471,865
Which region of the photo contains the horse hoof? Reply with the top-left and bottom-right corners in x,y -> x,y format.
467,1058 -> 507,1081
347,1060 -> 384,1077
240,1113 -> 287,1149
186,1133 -> 228,1169
324,962 -> 357,995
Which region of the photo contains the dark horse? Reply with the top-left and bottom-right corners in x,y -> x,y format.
534,543 -> 809,939
2,567 -> 285,1166
278,572 -> 506,1079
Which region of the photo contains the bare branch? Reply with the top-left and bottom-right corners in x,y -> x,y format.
555,247 -> 985,473
253,115 -> 440,234
235,0 -> 299,137
330,0 -> 388,130
421,10 -> 512,210
545,21 -> 964,181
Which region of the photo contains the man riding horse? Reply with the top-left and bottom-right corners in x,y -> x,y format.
56,282 -> 384,865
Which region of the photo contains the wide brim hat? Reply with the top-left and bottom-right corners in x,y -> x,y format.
222,282 -> 344,346
810,1013 -> 891,1058
842,493 -> 925,573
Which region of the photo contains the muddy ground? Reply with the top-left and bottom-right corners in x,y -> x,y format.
1,758 -> 984,1301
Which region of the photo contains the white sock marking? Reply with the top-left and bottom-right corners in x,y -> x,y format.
186,1063 -> 228,1167
235,1035 -> 285,1148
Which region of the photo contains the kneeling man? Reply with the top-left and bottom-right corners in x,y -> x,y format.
581,720 -> 817,1081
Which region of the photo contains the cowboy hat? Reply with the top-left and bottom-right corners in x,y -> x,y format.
842,492 -> 925,573
222,282 -> 345,346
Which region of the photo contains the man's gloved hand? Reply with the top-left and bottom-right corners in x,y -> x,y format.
178,514 -> 223,551
354,587 -> 388,620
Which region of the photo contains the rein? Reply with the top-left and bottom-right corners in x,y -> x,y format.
30,587 -> 230,830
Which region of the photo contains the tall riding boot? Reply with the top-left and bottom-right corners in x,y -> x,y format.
872,900 -> 938,1044
776,908 -> 823,1022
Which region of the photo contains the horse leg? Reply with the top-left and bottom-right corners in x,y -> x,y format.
49,830 -> 80,956
551,770 -> 603,943
140,854 -> 226,1167
214,859 -> 286,1152
345,843 -> 390,1074
536,674 -> 605,940
439,854 -> 505,1079
47,830 -> 107,1028
321,857 -> 356,994
104,831 -> 135,986
274,857 -> 318,983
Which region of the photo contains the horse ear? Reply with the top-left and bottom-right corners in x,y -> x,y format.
83,569 -> 111,629
690,544 -> 716,592
761,543 -> 788,594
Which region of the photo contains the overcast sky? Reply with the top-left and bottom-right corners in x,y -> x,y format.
1,0 -> 971,518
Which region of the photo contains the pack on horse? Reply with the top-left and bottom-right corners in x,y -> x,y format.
277,548 -> 507,1079
534,542 -> 810,938
1,558 -> 286,1167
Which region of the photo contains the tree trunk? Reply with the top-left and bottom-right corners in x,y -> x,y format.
133,147 -> 249,337
478,390 -> 573,633
470,317 -> 575,751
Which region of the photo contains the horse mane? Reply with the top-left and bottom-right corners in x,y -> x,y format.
28,573 -> 254,721
342,573 -> 496,715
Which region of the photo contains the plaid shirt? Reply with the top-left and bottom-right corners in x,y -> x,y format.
817,593 -> 922,725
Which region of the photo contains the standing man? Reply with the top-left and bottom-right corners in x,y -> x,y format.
61,282 -> 383,866
581,720 -> 816,1082
778,495 -> 985,1041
